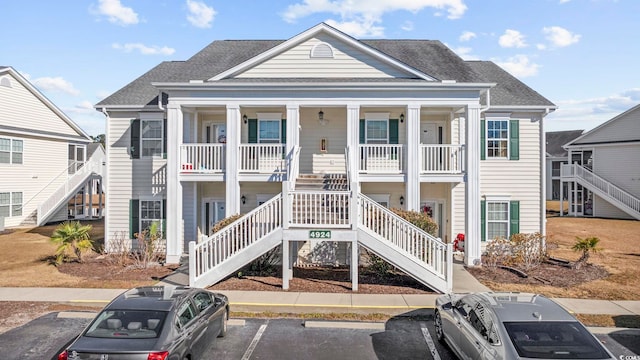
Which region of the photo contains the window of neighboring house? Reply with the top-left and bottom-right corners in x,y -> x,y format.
141,120 -> 163,157
258,119 -> 281,143
0,138 -> 23,164
366,120 -> 388,144
140,200 -> 162,235
0,192 -> 22,217
487,120 -> 508,158
487,201 -> 509,240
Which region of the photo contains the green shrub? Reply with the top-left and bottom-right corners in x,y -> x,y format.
50,221 -> 93,264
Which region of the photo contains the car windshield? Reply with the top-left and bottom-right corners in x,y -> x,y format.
503,321 -> 610,359
84,310 -> 168,339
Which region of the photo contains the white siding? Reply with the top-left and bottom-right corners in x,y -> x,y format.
0,136 -> 69,226
299,107 -> 348,173
361,183 -> 405,209
591,144 -> 640,219
0,73 -> 80,136
593,194 -> 633,219
575,106 -> 640,144
480,115 -> 542,235
237,34 -> 411,79
238,182 -> 281,214
106,112 -> 167,244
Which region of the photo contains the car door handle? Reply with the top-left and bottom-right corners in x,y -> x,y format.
475,340 -> 481,348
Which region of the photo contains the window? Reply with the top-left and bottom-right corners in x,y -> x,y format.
0,192 -> 22,217
366,120 -> 388,144
487,201 -> 509,240
258,120 -> 280,143
193,292 -> 213,311
0,138 -> 23,164
176,302 -> 197,328
140,200 -> 162,235
487,120 -> 508,158
141,120 -> 163,157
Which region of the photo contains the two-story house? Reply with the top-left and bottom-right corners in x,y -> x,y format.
0,66 -> 104,229
545,130 -> 583,201
96,23 -> 555,292
560,104 -> 640,220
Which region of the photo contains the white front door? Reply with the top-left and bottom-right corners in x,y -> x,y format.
204,122 -> 226,144
202,199 -> 225,236
422,200 -> 444,239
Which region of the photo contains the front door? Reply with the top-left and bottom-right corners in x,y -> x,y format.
202,199 -> 225,236
422,200 -> 444,239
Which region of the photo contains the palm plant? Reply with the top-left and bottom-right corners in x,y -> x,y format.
50,221 -> 93,264
572,236 -> 601,269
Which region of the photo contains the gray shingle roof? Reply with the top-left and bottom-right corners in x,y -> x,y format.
545,130 -> 584,157
96,38 -> 555,108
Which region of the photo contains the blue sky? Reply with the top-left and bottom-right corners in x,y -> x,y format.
2,0 -> 639,136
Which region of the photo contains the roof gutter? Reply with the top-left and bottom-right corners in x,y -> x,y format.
480,89 -> 491,113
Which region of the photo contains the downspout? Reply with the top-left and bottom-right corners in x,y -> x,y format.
480,89 -> 491,113
158,91 -> 165,110
540,107 -> 550,248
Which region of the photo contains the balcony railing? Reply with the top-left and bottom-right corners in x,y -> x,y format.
420,144 -> 464,174
239,144 -> 286,173
180,144 -> 225,173
358,144 -> 405,173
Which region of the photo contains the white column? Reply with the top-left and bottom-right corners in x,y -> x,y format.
351,241 -> 358,291
286,104 -> 300,179
282,239 -> 290,290
166,103 -> 183,264
346,104 -> 360,184
226,105 -> 241,216
406,104 -> 421,211
464,104 -> 482,266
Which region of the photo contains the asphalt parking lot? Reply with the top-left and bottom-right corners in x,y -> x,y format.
0,309 -> 638,360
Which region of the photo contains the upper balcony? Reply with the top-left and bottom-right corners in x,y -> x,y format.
179,143 -> 464,181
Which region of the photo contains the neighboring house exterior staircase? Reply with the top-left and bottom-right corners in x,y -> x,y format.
189,173 -> 453,293
562,163 -> 640,220
36,153 -> 105,226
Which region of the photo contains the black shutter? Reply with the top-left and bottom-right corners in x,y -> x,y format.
130,199 -> 139,239
162,118 -> 167,159
248,119 -> 257,143
130,119 -> 140,159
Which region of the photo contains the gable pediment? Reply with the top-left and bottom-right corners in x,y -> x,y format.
210,23 -> 434,81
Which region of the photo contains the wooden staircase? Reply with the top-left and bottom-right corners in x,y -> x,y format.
295,173 -> 349,191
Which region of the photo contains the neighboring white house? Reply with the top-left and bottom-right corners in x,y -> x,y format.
561,104 -> 640,220
0,66 -> 104,228
96,23 -> 556,292
545,130 -> 583,201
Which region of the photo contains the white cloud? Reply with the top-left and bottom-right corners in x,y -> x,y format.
495,55 -> 540,78
536,43 -> 547,50
282,0 -> 468,37
545,90 -> 640,131
325,19 -> 384,37
93,0 -> 139,26
401,20 -> 414,31
559,0 -> 571,3
543,26 -> 580,48
32,76 -> 80,96
186,0 -> 216,28
451,46 -> 479,60
498,29 -> 527,48
112,43 -> 176,55
459,31 -> 476,42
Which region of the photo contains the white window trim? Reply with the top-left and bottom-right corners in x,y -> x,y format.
364,113 -> 390,145
0,191 -> 23,217
485,116 -> 510,159
310,42 -> 335,58
139,197 -> 163,234
485,195 -> 511,241
257,112 -> 282,144
140,119 -> 164,158
0,137 -> 24,165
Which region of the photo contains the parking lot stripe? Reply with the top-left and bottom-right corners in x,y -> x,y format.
241,323 -> 267,360
421,323 -> 441,360
230,302 -> 436,310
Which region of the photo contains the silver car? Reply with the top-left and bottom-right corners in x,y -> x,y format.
434,292 -> 615,360
58,286 -> 229,360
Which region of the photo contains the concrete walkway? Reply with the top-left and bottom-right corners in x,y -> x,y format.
1,258 -> 639,319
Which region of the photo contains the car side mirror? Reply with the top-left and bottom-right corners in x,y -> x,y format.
441,302 -> 452,310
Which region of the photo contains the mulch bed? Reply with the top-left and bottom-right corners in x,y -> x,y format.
467,260 -> 609,287
209,266 -> 436,294
56,254 -> 176,282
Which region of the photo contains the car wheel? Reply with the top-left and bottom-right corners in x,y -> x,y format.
218,308 -> 227,338
434,310 -> 445,343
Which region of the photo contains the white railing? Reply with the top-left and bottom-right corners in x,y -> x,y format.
239,144 -> 286,173
358,194 -> 451,278
288,191 -> 351,228
191,194 -> 283,284
287,146 -> 301,190
180,144 -> 225,173
563,163 -> 640,216
420,144 -> 465,174
37,154 -> 103,225
345,146 -> 352,184
358,144 -> 404,173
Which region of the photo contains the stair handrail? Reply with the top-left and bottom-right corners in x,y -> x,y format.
358,193 -> 450,277
36,154 -> 104,224
571,163 -> 640,214
190,193 -> 283,285
19,160 -> 87,213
